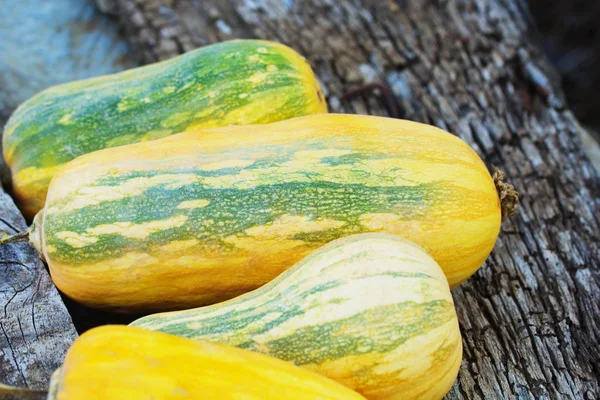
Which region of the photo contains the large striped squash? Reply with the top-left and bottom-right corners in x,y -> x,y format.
27,114 -> 506,312
132,234 -> 462,400
46,325 -> 366,400
3,39 -> 326,220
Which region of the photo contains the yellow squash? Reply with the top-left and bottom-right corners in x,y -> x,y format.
3,39 -> 327,219
132,233 -> 463,400
47,325 -> 366,400
14,114 -> 516,311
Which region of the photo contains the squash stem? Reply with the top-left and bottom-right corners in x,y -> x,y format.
0,383 -> 47,400
0,228 -> 31,245
493,167 -> 519,222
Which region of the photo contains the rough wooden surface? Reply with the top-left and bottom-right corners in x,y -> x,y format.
0,0 -> 135,388
95,1 -> 600,399
0,188 -> 77,389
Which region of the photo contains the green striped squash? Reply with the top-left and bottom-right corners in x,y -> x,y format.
3,39 -> 326,219
25,114 -> 502,312
132,233 -> 463,400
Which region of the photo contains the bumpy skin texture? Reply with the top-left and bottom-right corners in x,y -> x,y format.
3,39 -> 326,219
35,114 -> 501,312
48,325 -> 365,400
132,234 -> 463,400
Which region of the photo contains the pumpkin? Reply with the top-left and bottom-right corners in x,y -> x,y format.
3,39 -> 326,219
132,234 -> 463,400
46,325 -> 366,400
7,114 -> 516,312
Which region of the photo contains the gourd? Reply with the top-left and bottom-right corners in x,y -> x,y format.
17,325 -> 364,399
132,233 -> 463,400
2,39 -> 327,220
2,114 -> 517,312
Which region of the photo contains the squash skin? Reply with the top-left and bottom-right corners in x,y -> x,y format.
34,114 -> 501,311
3,39 -> 327,220
131,234 -> 463,400
48,325 -> 366,400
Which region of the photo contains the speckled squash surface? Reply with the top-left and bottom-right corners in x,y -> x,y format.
30,114 -> 501,312
132,234 -> 462,400
47,325 -> 366,400
3,39 -> 326,219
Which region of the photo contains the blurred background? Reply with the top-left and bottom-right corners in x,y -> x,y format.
528,0 -> 600,169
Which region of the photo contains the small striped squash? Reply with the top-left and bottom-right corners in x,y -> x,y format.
132,234 -> 463,400
46,325 -> 365,400
27,114 -> 504,312
3,39 -> 326,220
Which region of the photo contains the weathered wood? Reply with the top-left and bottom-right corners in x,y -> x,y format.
0,0 -> 135,388
0,187 -> 77,389
95,0 -> 600,398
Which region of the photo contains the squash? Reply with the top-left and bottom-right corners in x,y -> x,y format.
11,113 -> 516,312
131,234 -> 463,400
46,325 -> 366,400
2,39 -> 327,220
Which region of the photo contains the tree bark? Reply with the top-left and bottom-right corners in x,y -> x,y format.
95,1 -> 600,399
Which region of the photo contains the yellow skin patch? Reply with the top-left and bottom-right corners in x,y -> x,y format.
243,215 -> 346,239
247,72 -> 269,83
86,215 -> 188,239
223,215 -> 346,254
58,113 -> 75,125
198,159 -> 256,171
55,215 -> 188,247
3,120 -> 21,139
176,199 -> 210,209
117,97 -> 137,112
47,174 -> 201,214
55,231 -> 98,248
12,164 -> 63,217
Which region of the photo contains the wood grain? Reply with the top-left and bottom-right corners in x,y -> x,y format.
95,1 -> 600,398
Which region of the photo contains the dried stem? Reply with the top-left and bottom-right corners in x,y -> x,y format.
493,167 -> 519,222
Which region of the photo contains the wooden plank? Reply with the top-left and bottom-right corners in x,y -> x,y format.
96,0 -> 600,398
